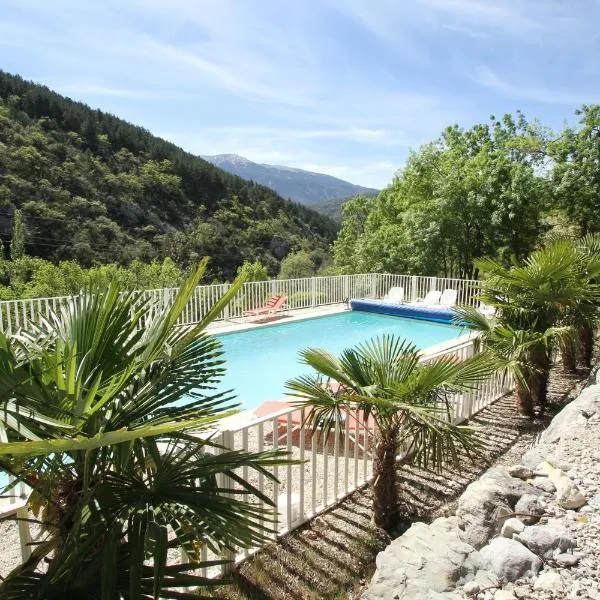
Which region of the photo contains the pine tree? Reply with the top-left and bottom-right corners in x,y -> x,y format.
10,209 -> 26,260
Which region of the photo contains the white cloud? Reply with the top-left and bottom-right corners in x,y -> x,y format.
473,66 -> 599,105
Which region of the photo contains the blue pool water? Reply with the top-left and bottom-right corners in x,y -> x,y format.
212,311 -> 463,410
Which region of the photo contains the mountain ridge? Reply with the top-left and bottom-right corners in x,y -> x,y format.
202,153 -> 378,207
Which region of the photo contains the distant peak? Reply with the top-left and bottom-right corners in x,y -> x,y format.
202,153 -> 255,166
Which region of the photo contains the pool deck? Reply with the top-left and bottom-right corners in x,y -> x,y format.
206,302 -> 348,335
207,303 -> 476,432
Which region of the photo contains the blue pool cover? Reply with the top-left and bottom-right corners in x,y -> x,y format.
350,298 -> 455,324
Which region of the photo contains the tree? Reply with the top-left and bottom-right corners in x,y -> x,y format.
236,259 -> 270,281
0,259 -> 287,598
286,336 -> 490,531
278,250 -> 315,279
10,208 -> 26,260
550,105 -> 600,235
456,240 -> 599,415
334,114 -> 549,278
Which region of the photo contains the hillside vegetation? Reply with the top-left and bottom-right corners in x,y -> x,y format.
0,71 -> 337,281
334,108 -> 600,278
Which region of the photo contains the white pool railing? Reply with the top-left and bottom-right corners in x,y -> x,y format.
0,273 -> 480,335
0,272 -> 497,577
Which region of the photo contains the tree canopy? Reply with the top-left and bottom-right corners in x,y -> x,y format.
0,71 -> 337,282
334,109 -> 600,278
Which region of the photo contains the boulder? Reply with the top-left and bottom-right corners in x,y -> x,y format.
501,518 -> 525,538
541,383 -> 600,444
480,538 -> 542,581
508,465 -> 534,480
514,494 -> 544,525
516,523 -> 575,559
363,517 -> 482,600
456,468 -> 540,549
494,591 -> 517,600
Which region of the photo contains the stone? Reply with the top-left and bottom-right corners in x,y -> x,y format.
363,517 -> 482,600
541,384 -> 600,443
514,494 -> 544,525
480,538 -> 542,582
555,552 -> 581,567
508,465 -> 534,480
494,591 -> 517,600
536,462 -> 587,509
456,467 -> 541,549
533,570 -> 564,592
516,523 -> 575,559
532,477 -> 556,493
555,476 -> 587,510
501,518 -> 526,538
463,581 -> 480,596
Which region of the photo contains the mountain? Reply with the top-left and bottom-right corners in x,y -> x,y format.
202,154 -> 379,208
0,71 -> 337,280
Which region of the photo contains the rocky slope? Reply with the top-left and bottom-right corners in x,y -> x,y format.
364,370 -> 600,600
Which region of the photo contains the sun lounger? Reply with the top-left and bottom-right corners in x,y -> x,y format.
243,294 -> 288,318
410,290 -> 442,306
383,286 -> 404,304
438,288 -> 457,308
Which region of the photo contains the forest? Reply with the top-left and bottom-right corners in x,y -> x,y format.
333,107 -> 600,278
1,69 -> 599,299
0,71 -> 337,286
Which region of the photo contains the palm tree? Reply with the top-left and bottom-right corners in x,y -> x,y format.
453,308 -> 568,416
0,260 -> 287,599
286,336 -> 491,532
457,240 -> 599,413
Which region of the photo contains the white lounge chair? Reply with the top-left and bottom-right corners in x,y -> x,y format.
411,290 -> 442,306
383,286 -> 404,304
438,288 -> 457,308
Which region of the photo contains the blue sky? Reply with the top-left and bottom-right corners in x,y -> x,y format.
1,0 -> 599,188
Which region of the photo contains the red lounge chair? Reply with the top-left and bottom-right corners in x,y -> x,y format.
243,294 -> 288,318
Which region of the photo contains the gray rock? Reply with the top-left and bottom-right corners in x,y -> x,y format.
508,465 -> 534,480
514,494 -> 544,525
533,570 -> 564,592
463,581 -> 480,596
541,384 -> 600,444
521,447 -> 548,469
501,517 -> 526,538
555,476 -> 587,510
494,591 -> 517,600
363,517 -> 481,599
480,538 -> 542,581
532,477 -> 556,493
456,468 -> 540,549
555,552 -> 581,567
516,523 -> 575,559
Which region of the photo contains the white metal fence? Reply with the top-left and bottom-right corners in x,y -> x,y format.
0,272 -> 497,577
0,273 -> 480,335
211,335 -> 511,571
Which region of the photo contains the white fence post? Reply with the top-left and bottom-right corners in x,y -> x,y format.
370,274 -> 377,298
222,283 -> 230,320
310,277 -> 316,308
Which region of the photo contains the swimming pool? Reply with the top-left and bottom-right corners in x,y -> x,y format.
211,311 -> 464,411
